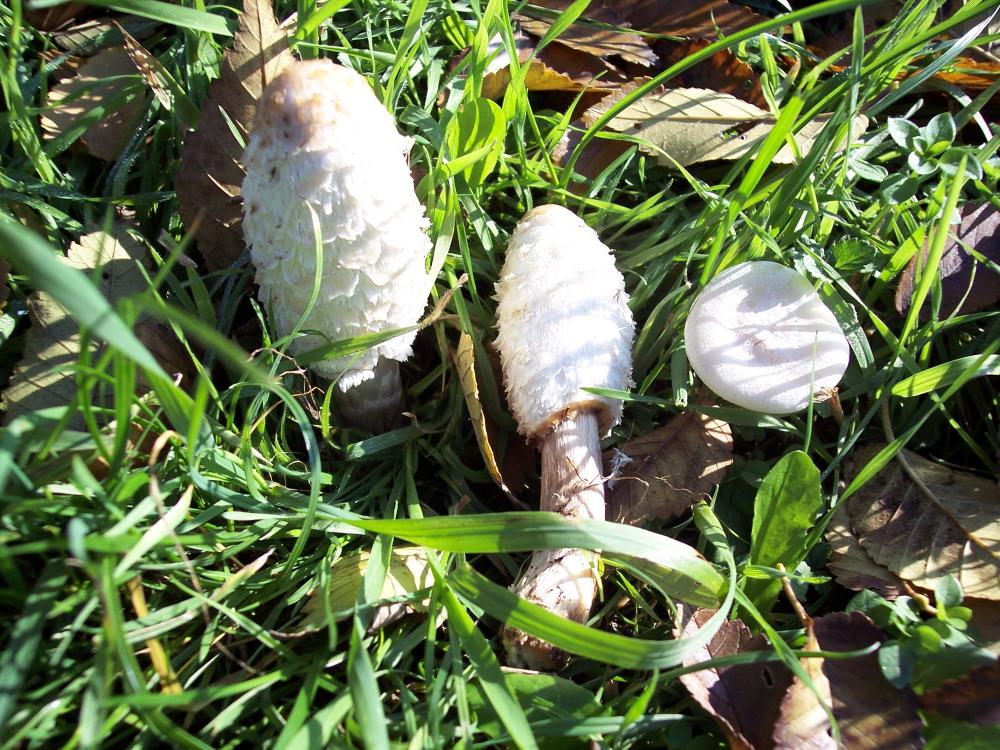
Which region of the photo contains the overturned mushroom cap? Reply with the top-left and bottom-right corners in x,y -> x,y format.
242,60 -> 431,390
495,205 -> 635,438
684,261 -> 850,414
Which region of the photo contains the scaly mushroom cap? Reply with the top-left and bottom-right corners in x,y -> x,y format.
495,205 -> 635,439
242,60 -> 432,390
684,261 -> 850,414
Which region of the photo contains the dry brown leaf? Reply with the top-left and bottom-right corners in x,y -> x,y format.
25,3 -> 88,31
454,332 -> 518,503
606,411 -> 732,525
514,1 -> 657,67
895,202 -> 1000,318
772,622 -> 835,750
482,31 -> 625,100
606,87 -> 869,168
846,443 -> 1000,601
969,599 -> 1000,655
2,227 -> 150,429
614,0 -> 762,38
826,502 -> 906,598
918,661 -> 1000,725
175,0 -> 293,271
677,607 -> 792,750
42,47 -> 147,161
658,39 -> 765,107
812,612 -> 923,750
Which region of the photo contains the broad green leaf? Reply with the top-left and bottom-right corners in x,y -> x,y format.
444,97 -> 505,187
746,451 -> 823,612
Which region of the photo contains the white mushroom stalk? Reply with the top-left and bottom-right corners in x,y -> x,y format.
495,205 -> 635,670
684,261 -> 851,415
242,60 -> 432,431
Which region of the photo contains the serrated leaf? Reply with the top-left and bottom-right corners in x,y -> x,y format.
41,47 -> 148,161
175,0 -> 293,271
606,88 -> 868,168
826,503 -> 906,598
846,444 -> 1000,601
606,411 -> 733,526
2,226 -> 150,429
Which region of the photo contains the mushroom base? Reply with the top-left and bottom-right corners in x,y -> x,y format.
333,356 -> 404,433
502,411 -> 604,671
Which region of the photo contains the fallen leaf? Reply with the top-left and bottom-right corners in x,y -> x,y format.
846,444 -> 1000,601
614,0 -> 762,39
25,2 -> 88,31
551,79 -> 647,182
2,226 -> 150,429
812,612 -> 924,749
118,24 -> 198,128
658,39 -> 766,107
514,1 -> 658,67
929,58 -> 1000,92
41,47 -> 147,161
677,607 -> 791,750
605,411 -> 733,525
826,502 -> 907,598
51,16 -> 160,56
773,622 -> 835,750
918,662 -> 1000,725
175,0 -> 293,271
969,599 -> 1000,655
481,30 -> 625,100
301,546 -> 433,631
895,202 -> 1000,318
454,332 -> 518,502
606,87 -> 869,168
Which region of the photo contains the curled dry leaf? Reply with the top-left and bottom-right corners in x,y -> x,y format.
613,0 -> 762,39
605,411 -> 733,525
24,3 -> 88,32
826,502 -> 906,599
514,0 -> 658,67
772,621 -> 835,750
175,0 -> 293,271
2,227 -> 150,429
454,332 -> 519,503
606,87 -> 869,168
846,443 -> 1000,601
895,202 -> 1000,318
677,606 -> 791,750
42,47 -> 147,161
812,612 -> 923,750
918,662 -> 1000,725
301,547 -> 433,632
481,31 -> 625,100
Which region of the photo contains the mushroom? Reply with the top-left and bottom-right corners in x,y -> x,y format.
494,204 -> 635,670
684,260 -> 850,415
242,60 -> 432,431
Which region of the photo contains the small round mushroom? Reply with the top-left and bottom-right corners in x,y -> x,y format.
684,260 -> 850,415
495,204 -> 635,671
242,60 -> 432,431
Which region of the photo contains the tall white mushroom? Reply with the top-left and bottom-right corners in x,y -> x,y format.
684,261 -> 851,414
242,60 -> 432,431
495,205 -> 635,670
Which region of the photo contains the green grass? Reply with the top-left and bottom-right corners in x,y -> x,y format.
2,0 -> 999,747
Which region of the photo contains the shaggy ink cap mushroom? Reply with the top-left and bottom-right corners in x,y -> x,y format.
241,60 -> 432,431
684,261 -> 851,415
494,205 -> 635,670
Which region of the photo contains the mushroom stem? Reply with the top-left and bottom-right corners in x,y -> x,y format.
333,356 -> 404,433
502,410 -> 604,670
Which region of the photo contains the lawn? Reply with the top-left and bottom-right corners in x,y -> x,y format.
1,0 -> 999,748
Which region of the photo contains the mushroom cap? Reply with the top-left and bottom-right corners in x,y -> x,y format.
495,205 -> 635,439
684,260 -> 850,414
241,60 -> 431,390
